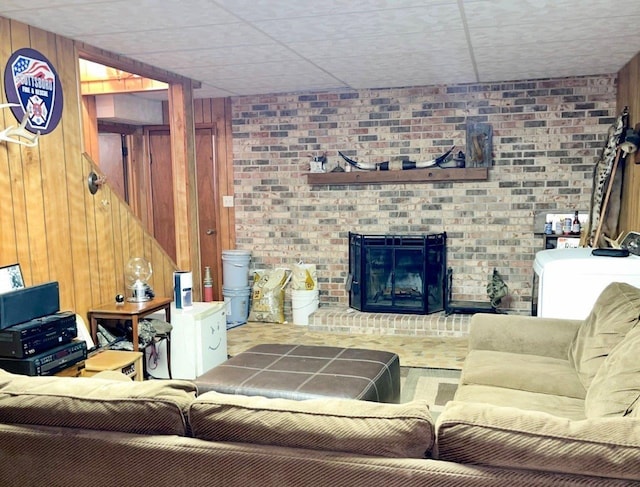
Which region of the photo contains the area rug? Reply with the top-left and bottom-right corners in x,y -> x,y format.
400,367 -> 461,419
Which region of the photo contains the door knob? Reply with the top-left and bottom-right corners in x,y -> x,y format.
206,229 -> 216,235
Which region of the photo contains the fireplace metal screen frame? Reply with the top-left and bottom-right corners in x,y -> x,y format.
348,232 -> 447,315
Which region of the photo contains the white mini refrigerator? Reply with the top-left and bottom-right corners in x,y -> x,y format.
169,301 -> 228,380
533,248 -> 640,320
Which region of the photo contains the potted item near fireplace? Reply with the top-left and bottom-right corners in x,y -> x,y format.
347,232 -> 447,315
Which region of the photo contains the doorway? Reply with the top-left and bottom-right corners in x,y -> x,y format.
147,127 -> 222,298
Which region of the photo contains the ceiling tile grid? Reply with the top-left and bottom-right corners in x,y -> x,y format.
1,0 -> 639,97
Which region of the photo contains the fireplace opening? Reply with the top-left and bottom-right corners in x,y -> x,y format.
347,232 -> 447,314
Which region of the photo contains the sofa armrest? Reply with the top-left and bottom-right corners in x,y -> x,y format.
435,401 -> 640,482
469,313 -> 582,360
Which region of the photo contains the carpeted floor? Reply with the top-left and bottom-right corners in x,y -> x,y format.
400,367 -> 461,419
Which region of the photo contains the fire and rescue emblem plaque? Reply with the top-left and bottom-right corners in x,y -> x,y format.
4,48 -> 63,135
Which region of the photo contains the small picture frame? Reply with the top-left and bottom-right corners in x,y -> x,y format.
0,263 -> 24,294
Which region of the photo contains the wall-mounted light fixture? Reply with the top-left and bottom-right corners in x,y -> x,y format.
87,171 -> 106,194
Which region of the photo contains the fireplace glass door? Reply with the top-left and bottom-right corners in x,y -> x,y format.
348,233 -> 446,314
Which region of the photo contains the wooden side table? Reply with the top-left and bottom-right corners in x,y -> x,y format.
88,297 -> 172,352
83,350 -> 144,381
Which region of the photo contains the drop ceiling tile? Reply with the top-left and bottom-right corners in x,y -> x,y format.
194,83 -> 236,98
469,17 -> 640,47
0,0 -> 107,11
252,4 -> 463,43
79,23 -> 274,55
172,60 -> 340,83
213,0 -> 458,21
463,0 -> 640,28
218,75 -> 347,96
1,0 -> 240,37
340,61 -> 477,88
288,31 -> 469,61
474,40 -> 639,70
314,51 -> 473,74
132,44 -> 303,70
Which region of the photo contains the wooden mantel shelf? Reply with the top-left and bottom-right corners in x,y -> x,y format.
305,167 -> 488,185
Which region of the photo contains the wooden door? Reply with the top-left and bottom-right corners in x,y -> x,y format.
148,130 -> 176,262
196,127 -> 222,300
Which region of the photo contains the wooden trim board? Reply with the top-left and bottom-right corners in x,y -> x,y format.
306,167 -> 488,185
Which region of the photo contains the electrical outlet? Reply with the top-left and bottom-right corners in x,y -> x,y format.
222,195 -> 234,207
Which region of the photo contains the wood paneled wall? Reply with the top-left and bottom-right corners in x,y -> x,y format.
0,18 -> 176,323
618,53 -> 640,234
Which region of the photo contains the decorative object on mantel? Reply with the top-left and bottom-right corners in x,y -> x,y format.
338,145 -> 455,171
0,103 -> 39,147
465,122 -> 492,167
453,150 -> 466,168
309,152 -> 327,173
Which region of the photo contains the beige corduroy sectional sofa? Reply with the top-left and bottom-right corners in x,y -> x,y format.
1,281 -> 640,486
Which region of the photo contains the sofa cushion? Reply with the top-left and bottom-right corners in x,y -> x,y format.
189,391 -> 434,458
568,282 -> 640,389
461,350 -> 585,399
0,369 -> 196,435
435,401 -> 640,482
586,324 -> 640,417
454,384 -> 585,420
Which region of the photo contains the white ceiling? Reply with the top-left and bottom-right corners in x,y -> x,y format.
1,0 -> 640,99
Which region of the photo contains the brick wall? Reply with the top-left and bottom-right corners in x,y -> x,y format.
231,75 -> 617,315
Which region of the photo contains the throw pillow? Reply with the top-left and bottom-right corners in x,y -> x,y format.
585,324 -> 640,417
0,368 -> 196,435
568,282 -> 640,389
189,391 -> 434,458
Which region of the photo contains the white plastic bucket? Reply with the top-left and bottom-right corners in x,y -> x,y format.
223,286 -> 251,329
291,289 -> 319,326
222,250 -> 251,288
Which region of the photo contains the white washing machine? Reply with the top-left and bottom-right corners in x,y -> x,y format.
533,247 -> 640,320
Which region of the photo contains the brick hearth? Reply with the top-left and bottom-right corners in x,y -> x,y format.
307,306 -> 470,337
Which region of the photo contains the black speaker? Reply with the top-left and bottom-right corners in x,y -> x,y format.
0,281 -> 60,329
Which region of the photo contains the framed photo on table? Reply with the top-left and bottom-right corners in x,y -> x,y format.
0,263 -> 24,294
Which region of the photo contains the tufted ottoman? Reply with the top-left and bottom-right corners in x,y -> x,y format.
194,343 -> 400,403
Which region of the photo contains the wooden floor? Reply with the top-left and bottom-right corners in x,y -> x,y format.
226,321 -> 468,369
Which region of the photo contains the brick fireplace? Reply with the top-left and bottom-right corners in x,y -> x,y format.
231,74 -> 618,322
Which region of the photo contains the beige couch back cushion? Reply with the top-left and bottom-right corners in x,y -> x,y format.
0,369 -> 196,435
189,391 -> 434,458
568,282 -> 640,389
585,324 -> 640,417
436,401 -> 640,482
